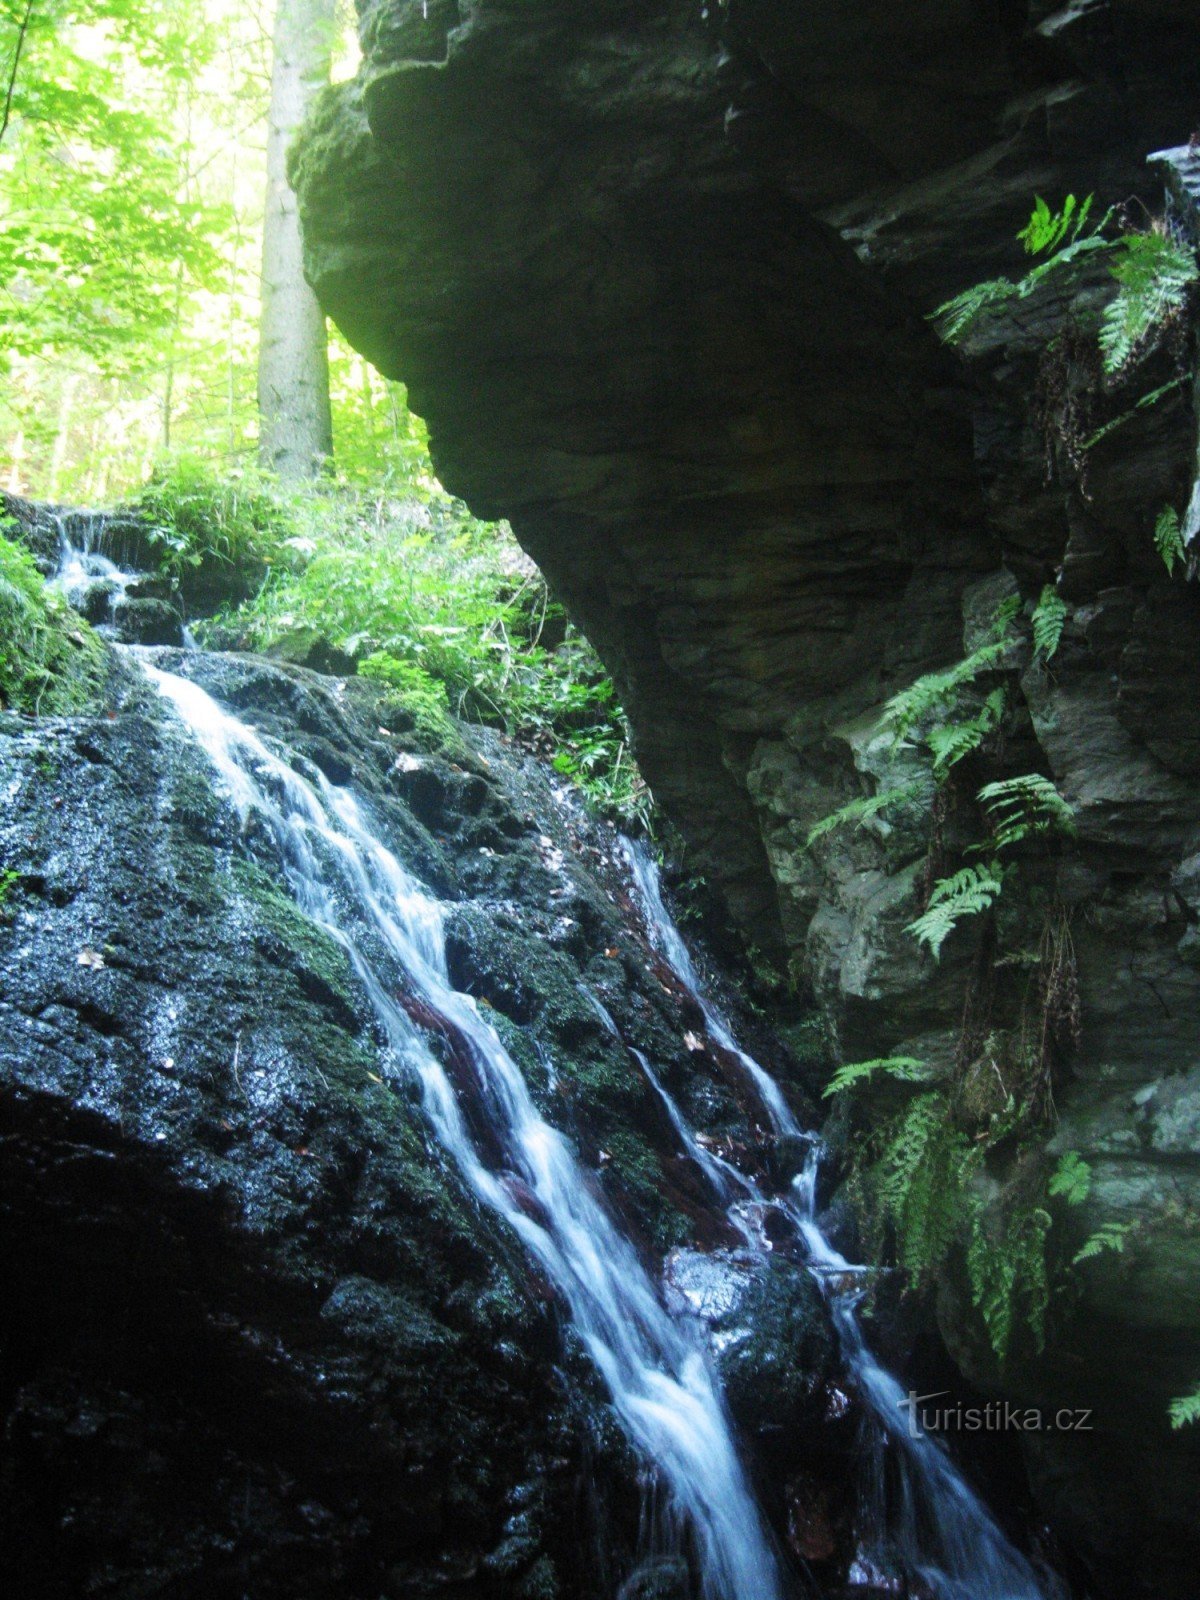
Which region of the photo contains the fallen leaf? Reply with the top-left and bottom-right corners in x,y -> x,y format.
76,948 -> 105,970
684,1031 -> 705,1053
365,1071 -> 383,1085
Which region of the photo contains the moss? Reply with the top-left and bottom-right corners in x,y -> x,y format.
232,859 -> 363,1020
0,529 -> 107,715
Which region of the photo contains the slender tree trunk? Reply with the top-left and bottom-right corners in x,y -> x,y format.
257,0 -> 335,481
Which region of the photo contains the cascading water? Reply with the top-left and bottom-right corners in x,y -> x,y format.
622,841 -> 1063,1600
139,659 -> 783,1600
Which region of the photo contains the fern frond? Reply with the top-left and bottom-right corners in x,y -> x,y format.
1032,585 -> 1068,660
978,773 -> 1075,850
931,279 -> 1018,342
1099,233 -> 1199,376
969,1205 -> 1052,1363
925,687 -> 1006,777
822,1056 -> 926,1098
1048,1150 -> 1092,1206
906,863 -> 1005,960
1018,193 -> 1094,257
1155,506 -> 1186,576
1073,1221 -> 1133,1264
884,640 -> 1008,744
805,783 -> 919,849
1169,1387 -> 1200,1429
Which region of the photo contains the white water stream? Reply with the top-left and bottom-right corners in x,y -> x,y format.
127,620 -> 1064,1600
623,842 -> 1062,1600
140,660 -> 783,1600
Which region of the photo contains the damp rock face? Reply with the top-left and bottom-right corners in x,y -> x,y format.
0,646 -> 830,1598
292,4 -> 1200,1591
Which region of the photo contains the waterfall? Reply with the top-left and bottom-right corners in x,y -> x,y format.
622,839 -> 1062,1600
139,660 -> 783,1600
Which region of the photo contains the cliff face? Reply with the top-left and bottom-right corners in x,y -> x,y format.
1,642 -> 840,1597
294,3 -> 1200,1591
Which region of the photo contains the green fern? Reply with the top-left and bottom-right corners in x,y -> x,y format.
906,862 -> 1005,960
1073,1220 -> 1133,1264
822,1056 -> 926,1099
1018,193 -> 1094,257
969,1204 -> 1052,1363
1098,232 -> 1198,376
978,773 -> 1075,851
1048,1151 -> 1092,1206
926,687 -> 1006,777
1155,506 -> 1186,577
931,279 -> 1019,341
805,783 -> 919,849
1169,1388 -> 1200,1429
1032,586 -> 1068,660
884,641 -> 1009,744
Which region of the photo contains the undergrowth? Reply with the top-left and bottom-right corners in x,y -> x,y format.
0,526 -> 105,714
164,464 -> 653,828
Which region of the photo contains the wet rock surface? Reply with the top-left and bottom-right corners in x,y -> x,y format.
293,4 -> 1200,1588
0,645 -> 830,1597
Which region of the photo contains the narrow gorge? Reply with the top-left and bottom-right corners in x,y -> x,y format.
2,3 -> 1200,1598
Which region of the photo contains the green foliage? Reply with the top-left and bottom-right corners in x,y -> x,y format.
906,862 -> 1005,960
1073,1220 -> 1133,1264
1169,1388 -> 1200,1430
978,773 -> 1075,851
804,783 -> 919,848
1032,585 -> 1067,660
0,0 -> 228,374
932,196 -> 1114,343
968,1203 -> 1052,1364
1048,1150 -> 1092,1206
357,652 -> 453,744
822,1056 -> 926,1099
932,190 -> 1197,378
1017,194 -> 1094,257
1098,231 -> 1199,377
1155,506 -> 1186,577
133,456 -> 294,577
854,1086 -> 1061,1364
883,639 -> 1009,744
925,686 -> 1006,778
207,485 -> 652,828
0,527 -> 104,712
0,866 -> 18,912
1081,375 -> 1189,451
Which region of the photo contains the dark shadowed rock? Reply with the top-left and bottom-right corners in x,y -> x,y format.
292,3 -> 1200,1589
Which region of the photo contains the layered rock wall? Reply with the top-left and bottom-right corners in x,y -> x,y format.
293,3 -> 1200,1590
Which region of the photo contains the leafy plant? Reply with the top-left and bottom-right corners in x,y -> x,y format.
1048,1150 -> 1092,1206
1032,585 -> 1068,660
134,456 -> 294,576
822,1056 -> 926,1098
1169,1388 -> 1200,1429
1098,231 -> 1198,377
968,1202 -> 1052,1363
906,862 -> 1005,960
932,196 -> 1113,343
883,639 -> 1010,745
1155,506 -> 1186,576
805,783 -> 920,848
0,527 -> 105,713
1018,193 -> 1094,257
978,773 -> 1075,851
925,686 -> 1006,777
1073,1220 -> 1134,1264
206,487 -> 653,828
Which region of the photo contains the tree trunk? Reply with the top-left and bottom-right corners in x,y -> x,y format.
257,0 -> 335,481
